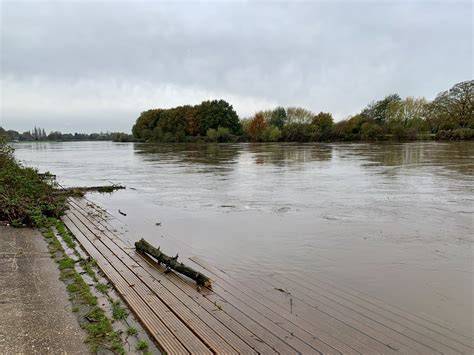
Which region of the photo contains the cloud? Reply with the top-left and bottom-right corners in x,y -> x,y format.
1,0 -> 472,132
1,75 -> 277,132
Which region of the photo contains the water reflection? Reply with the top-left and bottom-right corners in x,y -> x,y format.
248,143 -> 332,166
334,142 -> 474,177
132,142 -> 473,178
134,143 -> 241,169
133,142 -> 334,169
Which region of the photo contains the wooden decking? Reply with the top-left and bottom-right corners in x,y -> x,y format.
63,198 -> 473,354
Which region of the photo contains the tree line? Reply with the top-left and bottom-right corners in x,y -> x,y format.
132,80 -> 473,142
0,127 -> 133,142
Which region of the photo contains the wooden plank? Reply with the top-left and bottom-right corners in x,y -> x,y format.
135,252 -> 278,355
67,211 -> 214,355
64,212 -> 213,355
165,211 -> 472,351
70,200 -> 342,354
242,274 -> 402,355
192,256 -> 471,355
69,200 -> 282,354
186,258 -> 351,355
69,199 -> 304,354
189,257 -> 420,355
254,273 -> 435,355
267,273 -> 470,355
62,215 -> 191,354
67,206 -> 252,355
288,270 -> 474,350
72,199 -> 383,354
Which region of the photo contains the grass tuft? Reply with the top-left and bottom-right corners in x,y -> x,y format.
136,340 -> 149,351
112,300 -> 128,320
126,327 -> 138,336
95,282 -> 109,294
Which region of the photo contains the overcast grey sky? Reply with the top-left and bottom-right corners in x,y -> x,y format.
1,0 -> 472,133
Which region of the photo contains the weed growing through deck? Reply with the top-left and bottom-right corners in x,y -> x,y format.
126,327 -> 138,336
41,222 -> 124,354
95,282 -> 110,294
58,257 -> 75,270
80,257 -> 99,282
112,300 -> 128,320
54,219 -> 76,249
136,339 -> 149,351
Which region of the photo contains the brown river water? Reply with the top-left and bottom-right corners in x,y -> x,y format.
13,141 -> 473,337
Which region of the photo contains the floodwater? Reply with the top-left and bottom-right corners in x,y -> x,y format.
13,141 -> 474,337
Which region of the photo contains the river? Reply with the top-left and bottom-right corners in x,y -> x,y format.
13,141 -> 474,337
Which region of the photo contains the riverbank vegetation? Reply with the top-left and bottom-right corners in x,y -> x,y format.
0,138 -> 67,226
0,138 -> 124,227
131,80 -> 473,143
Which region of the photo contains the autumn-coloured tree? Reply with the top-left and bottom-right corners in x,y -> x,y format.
247,113 -> 267,142
184,107 -> 199,136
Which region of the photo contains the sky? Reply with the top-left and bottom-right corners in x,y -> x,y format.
0,0 -> 472,133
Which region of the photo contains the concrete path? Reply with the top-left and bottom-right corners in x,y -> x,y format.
0,226 -> 89,354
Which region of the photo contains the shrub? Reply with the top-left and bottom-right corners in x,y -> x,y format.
206,126 -> 231,142
262,126 -> 282,142
361,122 -> 384,141
436,128 -> 474,140
281,123 -> 312,142
0,138 -> 67,226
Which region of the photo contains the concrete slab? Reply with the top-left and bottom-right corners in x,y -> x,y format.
0,226 -> 89,354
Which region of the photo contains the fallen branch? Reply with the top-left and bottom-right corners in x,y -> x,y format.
59,185 -> 126,196
135,239 -> 211,287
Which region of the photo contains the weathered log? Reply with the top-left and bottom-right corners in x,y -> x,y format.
135,239 -> 211,287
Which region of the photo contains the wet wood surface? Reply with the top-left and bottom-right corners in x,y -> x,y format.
63,197 -> 474,354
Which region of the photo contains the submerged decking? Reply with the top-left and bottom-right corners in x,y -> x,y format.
63,198 -> 473,354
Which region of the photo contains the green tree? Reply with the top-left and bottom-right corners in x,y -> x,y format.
386,97 -> 428,127
48,131 -> 63,141
286,107 -> 314,124
362,94 -> 401,125
197,100 -> 241,135
268,107 -> 287,128
428,80 -> 473,131
132,109 -> 161,141
311,112 -> 334,140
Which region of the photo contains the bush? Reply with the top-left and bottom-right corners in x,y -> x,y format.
111,132 -> 133,142
281,123 -> 312,142
436,128 -> 474,140
0,138 -> 67,226
262,126 -> 282,142
361,122 -> 384,141
206,127 -> 231,142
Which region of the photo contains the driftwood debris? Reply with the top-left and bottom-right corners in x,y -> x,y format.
60,184 -> 126,196
135,239 -> 211,287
